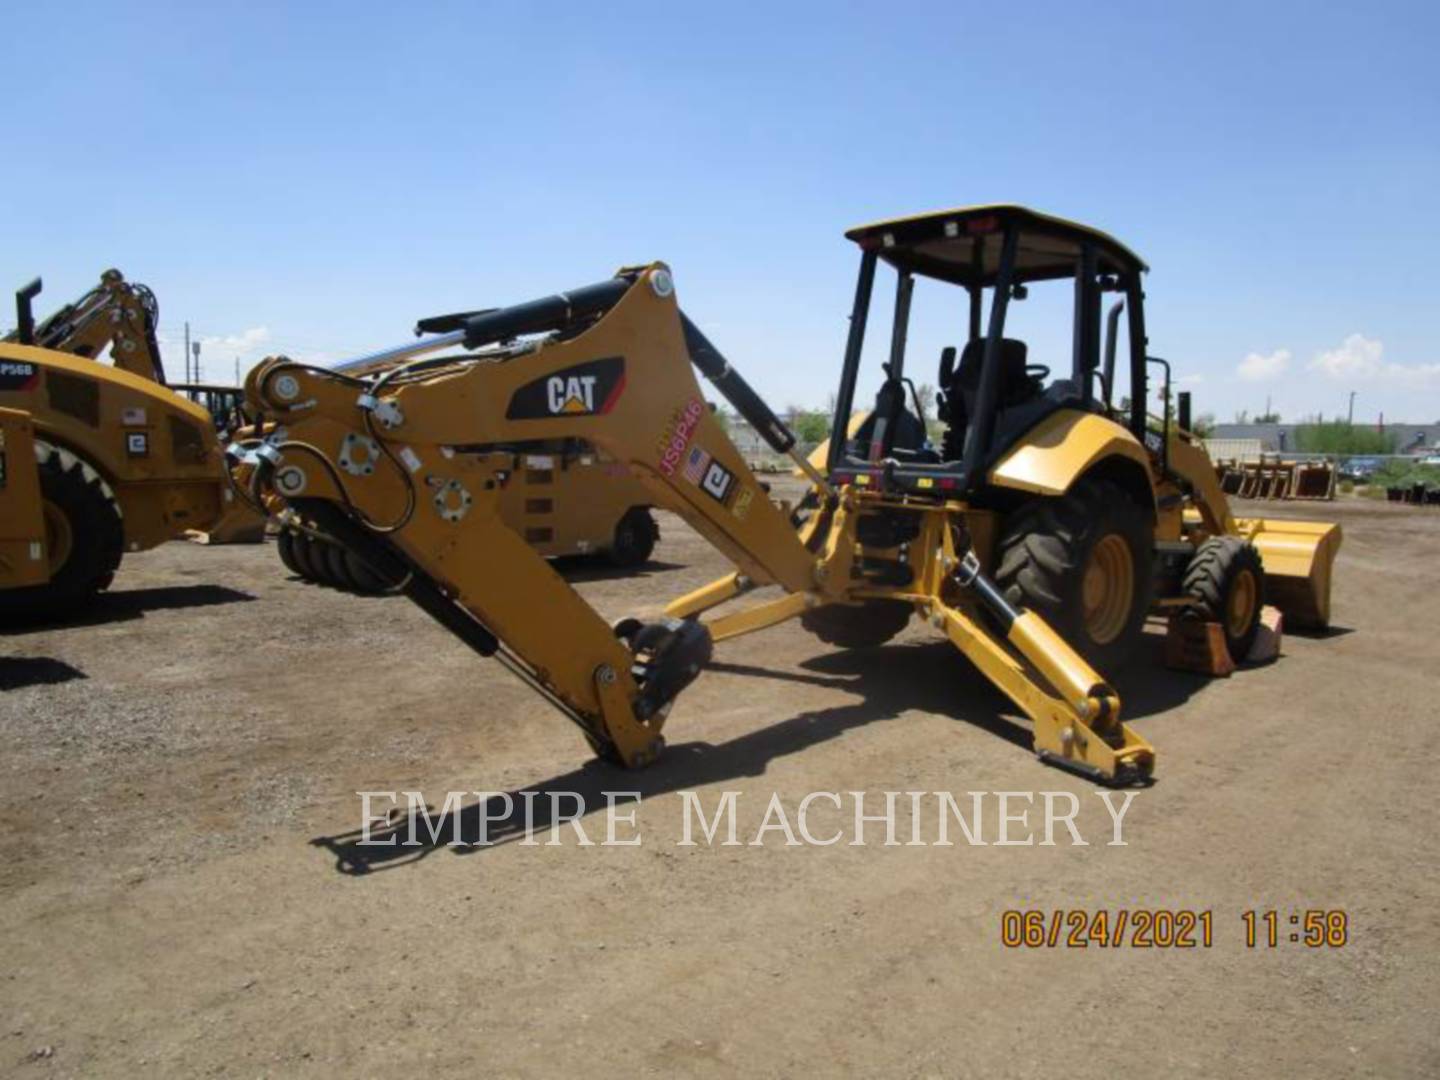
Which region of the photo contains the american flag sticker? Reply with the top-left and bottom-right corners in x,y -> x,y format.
682,446 -> 710,485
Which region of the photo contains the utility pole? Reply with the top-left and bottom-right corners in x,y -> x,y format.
235,356 -> 241,384
191,340 -> 202,392
1347,391 -> 1356,425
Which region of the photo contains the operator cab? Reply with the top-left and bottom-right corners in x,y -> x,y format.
828,205 -> 1150,498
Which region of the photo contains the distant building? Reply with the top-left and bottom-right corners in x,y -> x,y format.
1202,438 -> 1265,463
1209,422 -> 1440,455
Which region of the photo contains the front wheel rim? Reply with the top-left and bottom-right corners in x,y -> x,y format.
1227,568 -> 1258,638
42,501 -> 73,574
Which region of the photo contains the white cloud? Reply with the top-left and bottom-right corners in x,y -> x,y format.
200,326 -> 272,358
1310,333 -> 1383,378
156,325 -> 276,381
1307,333 -> 1440,388
1237,348 -> 1290,381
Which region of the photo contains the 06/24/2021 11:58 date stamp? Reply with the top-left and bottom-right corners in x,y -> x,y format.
999,909 -> 1349,949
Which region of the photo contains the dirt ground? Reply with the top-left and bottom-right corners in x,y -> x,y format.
2,485 -> 1437,1077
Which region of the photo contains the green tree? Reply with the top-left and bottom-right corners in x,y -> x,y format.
1293,420 -> 1397,455
789,409 -> 831,446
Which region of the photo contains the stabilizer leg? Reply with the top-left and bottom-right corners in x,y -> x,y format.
939,552 -> 1154,785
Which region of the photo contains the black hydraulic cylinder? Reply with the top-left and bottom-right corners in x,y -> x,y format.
955,553 -> 1019,633
461,278 -> 631,350
296,498 -> 499,657
1178,390 -> 1192,432
679,312 -> 796,454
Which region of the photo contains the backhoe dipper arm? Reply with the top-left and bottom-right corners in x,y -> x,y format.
241,264 -> 823,765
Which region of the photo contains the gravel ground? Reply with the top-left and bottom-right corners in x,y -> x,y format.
1,487 -> 1437,1077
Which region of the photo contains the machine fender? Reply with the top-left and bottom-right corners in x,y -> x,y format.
987,409 -> 1154,499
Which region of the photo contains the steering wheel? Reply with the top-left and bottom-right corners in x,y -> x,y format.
1025,363 -> 1051,380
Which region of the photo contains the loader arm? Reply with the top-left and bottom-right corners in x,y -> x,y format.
239,264 -> 1152,781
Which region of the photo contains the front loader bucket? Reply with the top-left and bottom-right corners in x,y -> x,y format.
187,501 -> 268,544
1238,517 -> 1342,629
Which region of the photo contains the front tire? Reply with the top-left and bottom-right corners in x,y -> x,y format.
994,477 -> 1154,669
607,507 -> 658,568
2,443 -> 124,618
1183,537 -> 1265,661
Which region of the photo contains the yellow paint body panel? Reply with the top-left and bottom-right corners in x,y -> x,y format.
0,342 -> 234,553
0,408 -> 49,588
491,445 -> 653,558
987,408 -> 1154,498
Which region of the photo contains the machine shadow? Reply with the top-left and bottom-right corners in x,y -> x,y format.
549,558 -> 687,583
3,584 -> 256,632
1287,624 -> 1355,640
312,632 -> 1210,877
0,657 -> 87,690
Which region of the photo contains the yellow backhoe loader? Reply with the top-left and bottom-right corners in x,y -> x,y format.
0,273 -> 261,617
232,206 -> 1340,784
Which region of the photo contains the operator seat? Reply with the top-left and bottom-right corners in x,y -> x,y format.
849,376 -> 929,463
937,338 -> 1034,461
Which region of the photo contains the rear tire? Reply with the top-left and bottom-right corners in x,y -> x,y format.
994,477 -> 1154,670
288,532 -> 325,584
607,507 -> 657,568
1183,537 -> 1265,661
801,599 -> 913,649
2,442 -> 124,618
342,549 -> 398,595
276,529 -> 305,577
320,542 -> 360,592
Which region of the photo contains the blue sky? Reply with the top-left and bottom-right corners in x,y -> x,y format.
4,1 -> 1437,424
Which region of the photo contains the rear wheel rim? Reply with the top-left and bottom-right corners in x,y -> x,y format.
1227,568 -> 1258,638
1082,534 -> 1134,645
41,501 -> 73,574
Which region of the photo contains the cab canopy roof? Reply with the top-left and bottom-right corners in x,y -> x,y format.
844,204 -> 1147,288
